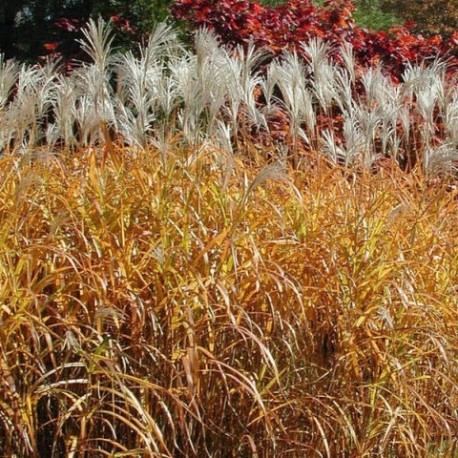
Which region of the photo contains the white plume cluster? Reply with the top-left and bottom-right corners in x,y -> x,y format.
1,18 -> 458,177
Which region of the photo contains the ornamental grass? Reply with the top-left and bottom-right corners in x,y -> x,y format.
1,143 -> 457,456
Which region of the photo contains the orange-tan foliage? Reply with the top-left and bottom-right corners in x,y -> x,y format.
1,145 -> 458,456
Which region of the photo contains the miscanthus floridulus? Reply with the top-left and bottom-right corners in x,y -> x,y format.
0,18 -> 458,177
1,18 -> 458,458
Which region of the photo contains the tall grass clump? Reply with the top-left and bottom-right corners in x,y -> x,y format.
1,143 -> 458,456
3,18 -> 458,178
1,17 -> 458,455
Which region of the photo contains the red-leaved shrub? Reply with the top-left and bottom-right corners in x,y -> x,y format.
171,0 -> 458,80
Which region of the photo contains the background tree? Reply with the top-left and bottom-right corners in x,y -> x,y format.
381,0 -> 458,36
0,0 -> 27,58
0,0 -> 173,61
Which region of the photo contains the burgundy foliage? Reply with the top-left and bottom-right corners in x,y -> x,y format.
171,0 -> 458,80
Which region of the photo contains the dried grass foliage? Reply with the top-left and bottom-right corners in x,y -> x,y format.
1,145 -> 458,456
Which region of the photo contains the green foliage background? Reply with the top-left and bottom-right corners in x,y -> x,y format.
0,0 -> 172,61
